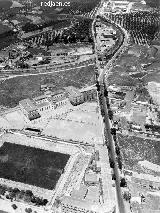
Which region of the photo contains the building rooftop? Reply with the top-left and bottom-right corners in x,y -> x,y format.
33,94 -> 48,102
54,96 -> 66,103
36,101 -> 50,109
19,98 -> 37,112
52,89 -> 65,96
65,86 -> 81,97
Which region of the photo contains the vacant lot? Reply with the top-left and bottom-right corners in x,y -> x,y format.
0,142 -> 70,190
118,134 -> 160,170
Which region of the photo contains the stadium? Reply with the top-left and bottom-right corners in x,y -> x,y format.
0,130 -> 93,212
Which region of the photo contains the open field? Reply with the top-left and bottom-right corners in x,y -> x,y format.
117,133 -> 160,171
42,102 -> 102,145
0,142 -> 70,190
43,117 -> 102,144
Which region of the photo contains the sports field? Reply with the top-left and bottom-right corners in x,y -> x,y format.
0,142 -> 70,190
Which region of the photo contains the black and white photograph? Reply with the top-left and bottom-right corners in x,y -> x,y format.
0,0 -> 159,212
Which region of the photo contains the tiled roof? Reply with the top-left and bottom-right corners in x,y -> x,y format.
33,95 -> 47,101
36,101 -> 50,108
19,98 -> 37,112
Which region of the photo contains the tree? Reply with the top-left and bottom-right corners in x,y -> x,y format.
111,128 -> 116,135
13,188 -> 20,194
115,145 -> 120,156
9,190 -> 16,200
123,191 -> 131,201
34,196 -> 43,206
42,199 -> 48,206
108,109 -> 113,120
0,185 -> 6,195
19,190 -> 25,199
112,173 -> 116,180
12,204 -> 17,209
31,195 -> 37,204
120,178 -> 127,187
104,89 -> 108,97
118,157 -> 122,170
25,208 -> 32,213
109,159 -> 115,168
54,198 -> 61,208
25,190 -> 33,197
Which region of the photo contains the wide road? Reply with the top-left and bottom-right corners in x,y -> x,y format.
92,1 -> 129,213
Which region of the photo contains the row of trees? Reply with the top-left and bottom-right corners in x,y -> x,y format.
22,19 -> 71,33
62,19 -> 93,43
25,19 -> 93,47
96,80 -> 123,173
0,184 -> 48,206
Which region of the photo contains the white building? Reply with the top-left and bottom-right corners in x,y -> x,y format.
103,0 -> 146,13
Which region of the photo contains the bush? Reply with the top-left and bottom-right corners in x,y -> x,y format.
118,158 -> 122,170
12,204 -> 17,209
120,178 -> 127,187
108,109 -> 113,120
0,185 -> 6,195
112,173 -> 116,180
111,128 -> 116,135
109,159 -> 115,168
25,208 -> 32,213
115,145 -> 121,155
123,191 -> 131,201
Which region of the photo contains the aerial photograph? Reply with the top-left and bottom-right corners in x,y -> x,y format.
0,0 -> 159,212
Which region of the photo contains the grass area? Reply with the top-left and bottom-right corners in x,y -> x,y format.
107,70 -> 139,87
107,44 -> 160,87
0,23 -> 11,35
0,0 -> 12,10
0,65 -> 95,107
0,142 -> 70,190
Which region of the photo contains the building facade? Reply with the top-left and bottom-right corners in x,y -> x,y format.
19,99 -> 41,121
66,86 -> 97,106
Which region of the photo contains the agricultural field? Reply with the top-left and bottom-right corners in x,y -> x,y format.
0,142 -> 70,190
